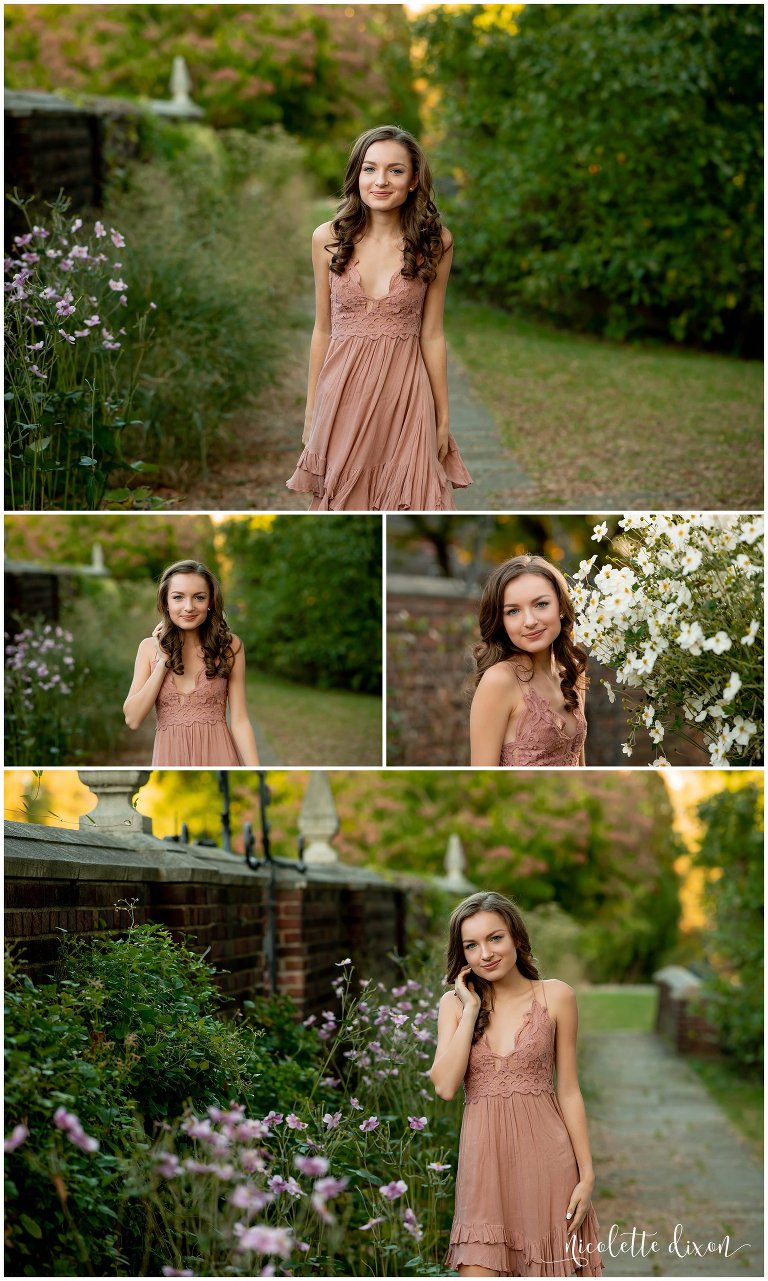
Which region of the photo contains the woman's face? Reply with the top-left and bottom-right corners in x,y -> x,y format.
501,572 -> 562,654
164,573 -> 211,631
460,911 -> 517,982
358,140 -> 415,214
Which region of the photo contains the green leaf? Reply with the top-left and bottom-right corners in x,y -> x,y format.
20,1215 -> 42,1239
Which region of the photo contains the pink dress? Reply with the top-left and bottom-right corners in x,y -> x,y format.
286,259 -> 472,510
446,982 -> 603,1277
500,685 -> 587,767
151,658 -> 241,767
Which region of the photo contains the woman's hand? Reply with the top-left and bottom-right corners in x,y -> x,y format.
454,965 -> 481,1016
565,1176 -> 596,1236
151,622 -> 165,660
436,422 -> 449,464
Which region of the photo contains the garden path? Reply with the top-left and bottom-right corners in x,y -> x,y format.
99,717 -> 279,767
584,1029 -> 763,1276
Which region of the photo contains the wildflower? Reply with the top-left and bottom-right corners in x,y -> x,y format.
70,244 -> 89,259
741,620 -> 759,646
680,547 -> 702,575
731,716 -> 757,747
335,957 -> 352,966
262,1110 -> 283,1128
155,1152 -> 181,1178
150,300 -> 157,309
621,742 -> 633,758
71,217 -> 83,232
161,1270 -> 193,1278
108,278 -> 127,291
234,1223 -> 293,1258
55,299 -> 76,317
313,1175 -> 348,1199
391,1012 -> 408,1028
28,364 -> 47,381
58,329 -> 76,344
26,341 -> 44,351
323,1111 -> 342,1129
408,1116 -> 428,1131
427,1161 -> 451,1171
649,722 -> 665,744
702,631 -> 732,654
120,294 -> 128,305
285,1113 -> 307,1131
230,1184 -> 273,1214
60,259 -> 74,270
268,1174 -> 289,1193
359,1217 -> 386,1230
601,680 -> 615,704
53,1107 -> 99,1153
677,621 -> 705,654
84,314 -> 100,327
14,233 -> 33,247
381,1179 -> 408,1200
721,672 -> 742,704
359,1116 -> 379,1132
295,1154 -> 329,1176
350,1096 -> 363,1110
738,517 -> 763,544
110,227 -> 126,247
641,705 -> 655,729
403,1206 -> 423,1240
591,521 -> 609,542
4,1123 -> 29,1153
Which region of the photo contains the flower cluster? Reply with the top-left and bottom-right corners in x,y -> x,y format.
5,623 -> 83,764
571,515 -> 763,765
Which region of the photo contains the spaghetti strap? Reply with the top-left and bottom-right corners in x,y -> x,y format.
538,978 -> 549,1010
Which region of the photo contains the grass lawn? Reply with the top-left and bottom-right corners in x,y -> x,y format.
445,296 -> 763,508
576,986 -> 656,1033
248,670 -> 382,766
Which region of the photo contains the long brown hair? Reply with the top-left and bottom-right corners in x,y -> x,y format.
446,892 -> 540,1044
473,554 -> 588,713
156,560 -> 235,680
327,125 -> 447,283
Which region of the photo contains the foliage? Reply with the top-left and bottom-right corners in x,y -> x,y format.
417,3 -> 763,351
4,512 -> 218,580
572,514 -> 763,765
4,3 -> 420,188
223,516 -> 382,694
4,621 -> 84,765
104,122 -> 309,483
4,194 -> 154,510
692,784 -> 763,1067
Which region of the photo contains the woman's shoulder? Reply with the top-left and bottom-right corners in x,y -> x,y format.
440,225 -> 454,252
476,659 -> 529,693
138,636 -> 157,657
312,221 -> 335,245
437,988 -> 463,1017
540,977 -> 576,1011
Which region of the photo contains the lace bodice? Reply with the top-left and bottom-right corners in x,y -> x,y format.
500,685 -> 586,767
152,659 -> 229,729
464,994 -> 555,1102
330,260 -> 427,339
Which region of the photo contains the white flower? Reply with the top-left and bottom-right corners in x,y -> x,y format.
721,672 -> 742,704
635,647 -> 659,675
574,555 -> 598,581
650,722 -> 665,744
738,517 -> 763,545
641,705 -> 655,728
651,756 -> 670,767
601,681 -> 615,704
591,522 -> 609,542
702,631 -> 732,654
677,621 -> 705,654
740,620 -> 759,646
731,716 -> 757,747
621,742 -> 633,757
680,548 -> 702,575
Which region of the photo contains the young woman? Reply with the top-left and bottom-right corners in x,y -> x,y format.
286,124 -> 472,511
123,560 -> 260,767
470,555 -> 588,767
431,892 -> 603,1278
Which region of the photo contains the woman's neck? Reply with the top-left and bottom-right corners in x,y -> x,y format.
361,208 -> 404,241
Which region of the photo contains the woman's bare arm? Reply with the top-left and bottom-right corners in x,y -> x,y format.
429,970 -> 480,1100
303,222 -> 334,444
123,635 -> 167,730
226,637 -> 260,766
420,229 -> 454,462
551,982 -> 596,1231
469,664 -> 519,766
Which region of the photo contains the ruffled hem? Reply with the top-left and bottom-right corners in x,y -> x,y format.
286,442 -> 472,512
445,1218 -> 604,1277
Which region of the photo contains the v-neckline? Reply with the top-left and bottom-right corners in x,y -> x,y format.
521,683 -> 581,742
170,664 -> 205,698
350,257 -> 403,301
482,991 -> 544,1059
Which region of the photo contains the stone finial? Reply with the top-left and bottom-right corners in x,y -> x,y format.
170,56 -> 194,107
299,772 -> 339,864
434,833 -> 476,893
78,771 -> 152,834
91,542 -> 105,572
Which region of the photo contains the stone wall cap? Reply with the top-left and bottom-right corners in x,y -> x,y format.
387,574 -> 479,600
652,965 -> 702,996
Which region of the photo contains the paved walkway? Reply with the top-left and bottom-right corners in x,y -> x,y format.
448,346 -> 531,510
584,1031 -> 763,1276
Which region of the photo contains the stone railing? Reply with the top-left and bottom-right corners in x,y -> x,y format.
653,965 -> 720,1055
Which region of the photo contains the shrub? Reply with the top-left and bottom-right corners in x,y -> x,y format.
4,621 -> 84,765
571,513 -> 763,765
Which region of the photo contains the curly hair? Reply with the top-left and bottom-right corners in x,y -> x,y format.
445,892 -> 540,1045
473,554 -> 588,715
155,560 -> 235,681
326,125 -> 447,283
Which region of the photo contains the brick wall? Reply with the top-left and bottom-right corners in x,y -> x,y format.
4,822 -> 406,1018
387,582 -> 708,766
654,966 -> 721,1055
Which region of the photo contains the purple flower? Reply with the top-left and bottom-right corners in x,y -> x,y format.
53,1107 -> 98,1153
110,228 -> 126,248
161,1270 -> 193,1277
294,1154 -> 329,1176
427,1161 -> 451,1171
28,364 -> 47,381
285,1114 -> 307,1131
108,278 -> 127,291
119,294 -> 128,306
21,252 -> 40,264
73,329 -> 90,338
359,1116 -> 379,1133
350,1096 -> 363,1110
359,1216 -> 386,1230
14,233 -> 33,247
262,1111 -> 283,1128
381,1179 -> 408,1201
408,1116 -> 428,1131
58,329 -> 76,344
323,1111 -> 342,1129
94,221 -> 106,238
59,259 -> 73,271
70,244 -> 89,259
335,957 -> 352,967
4,1123 -> 29,1153
320,1076 -> 340,1089
234,1118 -> 267,1142
234,1224 -> 293,1258
314,1175 -> 348,1199
26,341 -> 44,351
84,314 -> 100,327
284,1176 -> 304,1197
391,1012 -> 408,1028
230,1184 -> 273,1215
302,1014 -> 316,1027
155,1152 -> 181,1178
71,218 -> 83,233
403,1207 -> 423,1240
267,1174 -> 289,1194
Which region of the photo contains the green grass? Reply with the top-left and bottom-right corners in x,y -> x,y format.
686,1055 -> 763,1157
445,295 -> 763,508
248,670 -> 382,766
576,986 -> 656,1033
